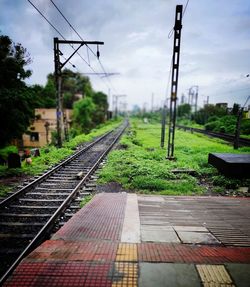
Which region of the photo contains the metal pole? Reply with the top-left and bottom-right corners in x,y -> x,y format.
166,5 -> 183,159
115,96 -> 118,119
160,104 -> 167,148
54,37 -> 63,147
53,37 -> 104,146
195,86 -> 198,113
151,93 -> 154,112
234,108 -> 243,149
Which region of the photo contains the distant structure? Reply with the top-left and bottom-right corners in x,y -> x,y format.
216,103 -> 228,109
22,108 -> 72,147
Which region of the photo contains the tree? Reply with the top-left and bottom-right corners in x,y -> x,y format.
72,97 -> 96,133
177,103 -> 191,118
192,104 -> 227,125
0,88 -> 37,146
92,92 -> 108,125
232,103 -> 240,116
0,35 -> 31,89
0,34 -> 35,147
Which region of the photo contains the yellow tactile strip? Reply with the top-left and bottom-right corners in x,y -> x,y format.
111,262 -> 138,287
116,243 -> 138,262
196,265 -> 235,287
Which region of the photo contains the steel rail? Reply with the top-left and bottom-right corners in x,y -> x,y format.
177,125 -> 250,147
0,129 -> 114,208
0,121 -> 128,285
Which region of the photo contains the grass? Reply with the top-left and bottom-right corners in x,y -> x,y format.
79,195 -> 93,208
98,118 -> 250,195
0,184 -> 13,197
0,119 -> 122,193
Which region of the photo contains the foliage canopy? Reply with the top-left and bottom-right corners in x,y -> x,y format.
0,34 -> 36,147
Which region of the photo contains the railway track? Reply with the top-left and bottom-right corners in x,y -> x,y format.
177,125 -> 250,147
0,120 -> 128,284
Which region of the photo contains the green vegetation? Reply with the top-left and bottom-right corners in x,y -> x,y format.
32,68 -> 109,134
0,119 -> 121,182
0,184 -> 12,197
205,115 -> 250,135
177,102 -> 250,137
0,32 -> 109,146
0,34 -> 36,147
0,146 -> 18,161
98,119 -> 250,195
79,195 -> 93,208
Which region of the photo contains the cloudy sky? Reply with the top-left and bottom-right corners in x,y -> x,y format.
1,0 -> 250,110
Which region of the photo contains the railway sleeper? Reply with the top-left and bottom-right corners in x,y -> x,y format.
24,192 -> 70,199
44,179 -> 78,183
0,213 -> 51,223
39,183 -> 79,188
8,205 -> 58,213
18,199 -> 64,206
20,194 -> 69,200
0,224 -> 42,234
58,168 -> 87,173
0,235 -> 32,248
48,175 -> 76,179
34,187 -> 73,192
0,233 -> 33,239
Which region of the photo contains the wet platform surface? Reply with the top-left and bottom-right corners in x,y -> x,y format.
208,153 -> 250,177
3,193 -> 250,287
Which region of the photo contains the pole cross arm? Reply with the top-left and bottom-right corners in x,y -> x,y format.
56,39 -> 104,45
60,43 -> 84,69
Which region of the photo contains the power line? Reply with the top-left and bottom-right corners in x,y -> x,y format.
183,0 -> 190,16
27,0 -> 65,39
49,0 -> 97,59
48,0 -> 118,92
27,0 -> 114,92
27,0 -> 90,67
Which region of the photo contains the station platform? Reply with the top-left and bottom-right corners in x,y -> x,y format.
3,193 -> 250,287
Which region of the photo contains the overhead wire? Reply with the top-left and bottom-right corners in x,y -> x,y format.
49,0 -> 97,60
48,0 -> 118,92
27,0 -> 112,83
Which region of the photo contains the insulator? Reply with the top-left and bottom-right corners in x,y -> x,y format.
97,45 -> 100,59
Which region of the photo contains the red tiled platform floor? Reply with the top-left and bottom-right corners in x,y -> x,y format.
3,193 -> 250,287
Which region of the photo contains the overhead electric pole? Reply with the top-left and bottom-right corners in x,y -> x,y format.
54,38 -> 104,147
151,93 -> 154,112
113,95 -> 126,119
166,5 -> 183,159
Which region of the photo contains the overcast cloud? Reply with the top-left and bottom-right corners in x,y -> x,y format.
1,0 -> 250,110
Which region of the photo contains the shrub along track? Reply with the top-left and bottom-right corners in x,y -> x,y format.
177,125 -> 250,147
0,120 -> 128,284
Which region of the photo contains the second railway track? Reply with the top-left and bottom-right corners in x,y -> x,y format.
0,120 -> 128,284
177,125 -> 250,147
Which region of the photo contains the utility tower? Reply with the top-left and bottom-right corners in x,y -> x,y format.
113,95 -> 126,118
166,5 -> 183,159
188,86 -> 198,112
54,38 -> 104,147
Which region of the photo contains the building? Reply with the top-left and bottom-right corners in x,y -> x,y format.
22,108 -> 72,147
215,103 -> 228,109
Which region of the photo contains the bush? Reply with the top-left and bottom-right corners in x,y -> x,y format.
205,121 -> 219,131
241,119 -> 250,134
205,115 -> 237,135
0,145 -> 18,160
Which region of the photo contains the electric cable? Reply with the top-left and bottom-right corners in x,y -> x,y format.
49,0 -> 118,91
27,0 -> 113,93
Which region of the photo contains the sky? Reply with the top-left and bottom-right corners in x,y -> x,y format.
1,0 -> 250,111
